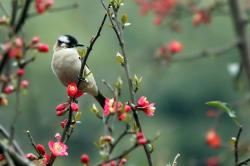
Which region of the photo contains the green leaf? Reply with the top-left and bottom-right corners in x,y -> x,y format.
206,101 -> 236,118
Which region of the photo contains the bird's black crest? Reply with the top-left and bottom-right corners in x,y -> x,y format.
58,35 -> 78,48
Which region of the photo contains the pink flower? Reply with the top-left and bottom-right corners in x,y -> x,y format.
167,40 -> 183,54
60,119 -> 68,128
36,144 -> 46,155
80,154 -> 89,164
118,158 -> 127,166
15,37 -> 23,48
31,36 -> 40,44
118,113 -> 126,121
137,96 -> 150,107
48,141 -> 68,157
124,105 -> 131,112
42,154 -> 51,165
25,153 -> 37,160
56,103 -> 68,112
137,96 -> 156,117
136,132 -> 147,145
67,82 -> 78,97
3,85 -> 14,94
56,103 -> 68,116
37,43 -> 49,52
20,80 -> 29,89
70,102 -> 79,112
104,98 -> 122,116
55,133 -> 62,141
17,68 -> 25,76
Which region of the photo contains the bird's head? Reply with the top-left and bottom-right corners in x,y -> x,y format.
54,35 -> 84,51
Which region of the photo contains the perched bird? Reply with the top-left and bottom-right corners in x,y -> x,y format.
51,35 -> 105,107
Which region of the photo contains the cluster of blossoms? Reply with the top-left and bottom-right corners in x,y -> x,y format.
0,36 -> 49,106
25,133 -> 68,165
2,36 -> 49,60
35,0 -> 54,14
134,0 -> 212,26
56,83 -> 83,117
134,0 -> 177,25
104,96 -> 155,121
156,40 -> 183,61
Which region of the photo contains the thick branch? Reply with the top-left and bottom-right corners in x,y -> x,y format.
228,0 -> 250,87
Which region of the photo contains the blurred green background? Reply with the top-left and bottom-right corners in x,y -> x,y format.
1,0 -> 250,165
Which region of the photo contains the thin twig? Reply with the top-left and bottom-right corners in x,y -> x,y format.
235,126 -> 243,165
171,40 -> 238,63
0,124 -> 24,156
10,75 -> 21,144
109,124 -> 130,154
172,153 -> 180,166
26,130 -> 43,159
237,158 -> 250,166
96,143 -> 139,166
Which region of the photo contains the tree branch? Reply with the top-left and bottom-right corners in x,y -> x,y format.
228,0 -> 250,87
100,1 -> 153,165
235,126 -> 243,165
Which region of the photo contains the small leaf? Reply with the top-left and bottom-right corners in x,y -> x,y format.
121,14 -> 128,24
77,47 -> 86,58
116,52 -> 124,64
75,112 -> 82,121
206,101 -> 236,118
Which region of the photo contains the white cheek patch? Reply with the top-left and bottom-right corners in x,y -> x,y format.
58,36 -> 69,43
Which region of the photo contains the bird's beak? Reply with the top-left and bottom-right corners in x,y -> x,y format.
76,43 -> 84,47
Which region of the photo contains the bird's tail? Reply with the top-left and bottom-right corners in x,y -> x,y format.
94,91 -> 106,108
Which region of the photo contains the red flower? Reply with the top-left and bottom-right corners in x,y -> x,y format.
110,160 -> 117,166
207,156 -> 219,166
17,68 -> 25,76
56,103 -> 68,112
55,133 -> 62,142
8,47 -> 22,58
80,154 -> 89,164
42,154 -> 51,165
118,113 -> 126,121
60,119 -> 68,128
48,141 -> 68,157
104,98 -> 122,116
37,43 -> 49,52
118,158 -> 127,166
20,80 -> 29,89
56,103 -> 68,116
67,82 -> 78,97
137,96 -> 156,117
0,154 -> 4,161
124,105 -> 131,112
36,144 -> 46,155
206,129 -> 221,149
45,0 -> 54,9
167,40 -> 183,54
193,10 -> 211,26
136,132 -> 147,145
15,37 -> 24,48
31,36 -> 40,44
25,153 -> 37,160
70,102 -> 79,112
3,85 -> 14,94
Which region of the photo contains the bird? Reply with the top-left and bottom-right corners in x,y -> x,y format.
51,34 -> 105,108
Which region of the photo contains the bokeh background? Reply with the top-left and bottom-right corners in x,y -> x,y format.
1,0 -> 250,165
